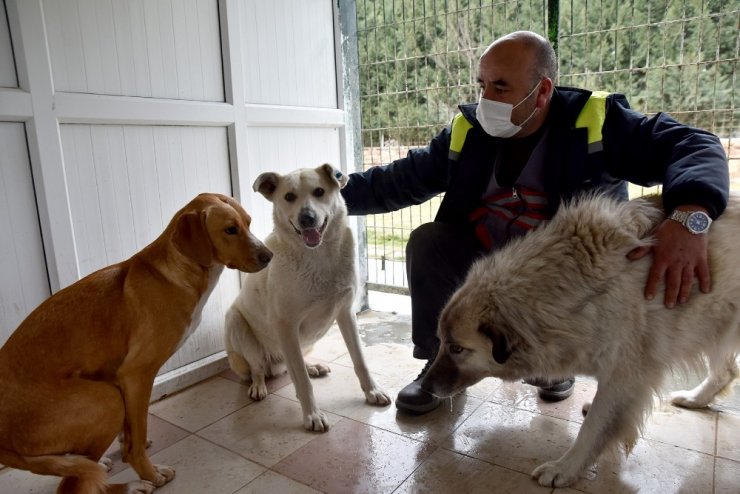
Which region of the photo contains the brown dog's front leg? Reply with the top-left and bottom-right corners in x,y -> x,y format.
119,373 -> 176,487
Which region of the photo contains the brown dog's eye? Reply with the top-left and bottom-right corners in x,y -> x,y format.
285,192 -> 297,202
313,188 -> 325,198
225,226 -> 238,235
449,344 -> 464,354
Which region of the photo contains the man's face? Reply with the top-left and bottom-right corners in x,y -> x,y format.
477,42 -> 540,127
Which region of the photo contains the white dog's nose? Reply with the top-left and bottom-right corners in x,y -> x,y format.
299,208 -> 317,228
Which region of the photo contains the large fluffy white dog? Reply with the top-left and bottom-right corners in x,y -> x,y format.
225,164 -> 391,431
421,192 -> 740,487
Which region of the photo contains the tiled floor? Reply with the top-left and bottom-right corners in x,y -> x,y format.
1,299 -> 739,494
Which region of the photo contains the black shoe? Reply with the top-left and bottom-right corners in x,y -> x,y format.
395,360 -> 441,415
534,377 -> 576,402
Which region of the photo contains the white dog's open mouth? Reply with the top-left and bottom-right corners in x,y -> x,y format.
291,217 -> 328,247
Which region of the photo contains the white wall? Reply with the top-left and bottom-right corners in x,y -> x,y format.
0,0 -> 349,397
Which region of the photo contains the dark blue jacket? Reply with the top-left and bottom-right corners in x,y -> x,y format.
342,87 -> 729,225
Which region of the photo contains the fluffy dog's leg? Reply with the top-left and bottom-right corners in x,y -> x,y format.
335,307 -> 391,406
671,352 -> 739,408
532,374 -> 653,487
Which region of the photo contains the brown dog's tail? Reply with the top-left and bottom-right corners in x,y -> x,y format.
1,450 -> 107,493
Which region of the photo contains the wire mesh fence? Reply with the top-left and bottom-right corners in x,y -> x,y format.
353,0 -> 739,292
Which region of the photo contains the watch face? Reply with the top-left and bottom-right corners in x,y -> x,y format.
687,212 -> 710,233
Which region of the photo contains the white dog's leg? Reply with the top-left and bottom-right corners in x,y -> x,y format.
279,321 -> 329,432
532,376 -> 652,487
335,307 -> 391,406
671,353 -> 739,408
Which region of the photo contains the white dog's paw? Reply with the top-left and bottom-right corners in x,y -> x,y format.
248,382 -> 268,401
365,388 -> 392,406
670,390 -> 709,409
304,410 -> 330,432
532,460 -> 580,487
306,363 -> 331,377
151,464 -> 176,486
126,480 -> 156,494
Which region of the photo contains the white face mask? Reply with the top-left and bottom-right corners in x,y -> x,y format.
476,82 -> 541,138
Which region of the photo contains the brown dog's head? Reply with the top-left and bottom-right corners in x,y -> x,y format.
172,193 -> 272,272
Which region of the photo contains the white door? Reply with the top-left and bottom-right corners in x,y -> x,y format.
0,0 -> 349,399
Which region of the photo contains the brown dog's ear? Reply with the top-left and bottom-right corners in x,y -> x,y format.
319,163 -> 348,189
478,322 -> 511,364
253,172 -> 281,200
173,210 -> 213,267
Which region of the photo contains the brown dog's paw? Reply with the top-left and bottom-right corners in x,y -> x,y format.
126,480 -> 156,494
98,456 -> 113,472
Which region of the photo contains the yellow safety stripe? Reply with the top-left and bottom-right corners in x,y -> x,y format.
575,90 -> 610,153
448,113 -> 474,160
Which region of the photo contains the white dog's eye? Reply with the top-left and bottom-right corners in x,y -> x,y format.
449,344 -> 464,354
284,192 -> 297,202
313,188 -> 325,198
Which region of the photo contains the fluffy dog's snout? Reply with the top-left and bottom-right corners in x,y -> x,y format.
298,208 -> 318,228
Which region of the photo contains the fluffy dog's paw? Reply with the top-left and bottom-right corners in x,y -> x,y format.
532,460 -> 579,487
126,480 -> 156,494
306,363 -> 331,377
304,410 -> 330,432
670,390 -> 709,409
151,464 -> 176,486
365,388 -> 392,406
248,382 -> 268,401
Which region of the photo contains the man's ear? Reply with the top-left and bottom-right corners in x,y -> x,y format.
478,322 -> 512,364
173,210 -> 213,267
253,172 -> 281,200
319,163 -> 348,189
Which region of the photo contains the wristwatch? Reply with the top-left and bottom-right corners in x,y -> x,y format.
668,209 -> 712,234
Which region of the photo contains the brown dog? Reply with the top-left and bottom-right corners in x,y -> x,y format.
0,193 -> 272,494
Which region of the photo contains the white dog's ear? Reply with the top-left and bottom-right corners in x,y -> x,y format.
479,323 -> 512,365
319,163 -> 348,189
253,172 -> 281,201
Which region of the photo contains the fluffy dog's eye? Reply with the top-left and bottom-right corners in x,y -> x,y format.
449,344 -> 464,354
224,226 -> 238,235
313,188 -> 325,198
285,192 -> 297,202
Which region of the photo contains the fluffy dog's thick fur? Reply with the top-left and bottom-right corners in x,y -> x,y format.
224,164 -> 391,431
0,193 -> 272,494
421,193 -> 740,487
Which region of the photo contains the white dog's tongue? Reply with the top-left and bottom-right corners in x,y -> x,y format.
302,228 -> 321,246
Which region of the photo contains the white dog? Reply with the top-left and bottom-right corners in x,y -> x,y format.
225,164 -> 391,431
420,192 -> 740,487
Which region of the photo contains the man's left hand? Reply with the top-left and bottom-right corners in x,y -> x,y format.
627,216 -> 711,308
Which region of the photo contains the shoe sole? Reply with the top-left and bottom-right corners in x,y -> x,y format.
539,386 -> 575,402
395,398 -> 442,415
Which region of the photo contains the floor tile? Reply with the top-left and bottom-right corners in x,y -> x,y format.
236,470 -> 322,494
714,457 -> 740,494
149,376 -> 253,432
439,401 -> 580,477
394,448 -> 552,494
109,435 -> 264,494
0,467 -> 58,494
198,394 -> 342,467
644,402 -> 717,454
219,367 -> 293,393
568,438 -> 715,493
273,418 -> 435,494
717,412 -> 740,462
103,413 -> 191,476
514,377 -> 598,423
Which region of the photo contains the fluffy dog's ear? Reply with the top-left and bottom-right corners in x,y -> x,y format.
253,172 -> 281,200
173,210 -> 213,267
319,163 -> 348,189
478,322 -> 512,364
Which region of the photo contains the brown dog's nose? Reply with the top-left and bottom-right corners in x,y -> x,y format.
258,249 -> 273,266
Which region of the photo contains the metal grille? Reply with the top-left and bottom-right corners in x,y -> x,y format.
354,0 -> 739,293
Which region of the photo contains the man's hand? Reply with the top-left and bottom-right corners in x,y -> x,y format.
627,211 -> 711,308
